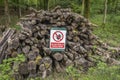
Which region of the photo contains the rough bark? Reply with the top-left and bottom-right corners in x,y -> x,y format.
103,0 -> 108,25
84,0 -> 90,19
0,28 -> 15,63
4,0 -> 10,27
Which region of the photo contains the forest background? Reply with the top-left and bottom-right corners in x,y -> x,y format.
0,0 -> 120,80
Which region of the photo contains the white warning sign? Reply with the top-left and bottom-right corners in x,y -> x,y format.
50,28 -> 67,51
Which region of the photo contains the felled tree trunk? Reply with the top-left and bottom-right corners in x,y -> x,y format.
0,28 -> 15,63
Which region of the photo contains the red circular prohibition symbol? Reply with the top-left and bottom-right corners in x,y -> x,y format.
53,31 -> 64,42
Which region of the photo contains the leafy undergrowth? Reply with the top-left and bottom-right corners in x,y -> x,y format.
0,54 -> 120,80
91,14 -> 120,47
80,62 -> 120,80
0,54 -> 25,80
33,62 -> 120,80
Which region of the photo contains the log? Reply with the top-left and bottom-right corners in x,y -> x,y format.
54,61 -> 64,72
8,37 -> 20,50
11,51 -> 18,58
65,59 -> 73,67
13,71 -> 24,80
18,62 -> 29,75
42,57 -> 52,68
52,52 -> 63,61
25,38 -> 33,45
28,51 -> 37,61
43,47 -> 51,55
28,61 -> 37,78
19,33 -> 27,40
22,46 -> 30,54
74,57 -> 88,70
65,52 -> 74,60
39,64 -> 46,71
0,28 -> 15,63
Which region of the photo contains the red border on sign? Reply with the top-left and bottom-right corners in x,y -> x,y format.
50,42 -> 64,48
53,31 -> 64,42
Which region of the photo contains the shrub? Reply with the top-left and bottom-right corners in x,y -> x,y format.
0,54 -> 25,80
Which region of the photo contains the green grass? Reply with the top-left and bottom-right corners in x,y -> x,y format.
90,14 -> 120,47
80,62 -> 120,80
33,62 -> 120,80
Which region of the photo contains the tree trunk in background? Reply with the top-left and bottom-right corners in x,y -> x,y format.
13,0 -> 17,12
103,0 -> 108,25
54,0 -> 57,6
84,0 -> 90,19
44,0 -> 46,10
44,0 -> 49,10
36,0 -> 38,9
39,0 -> 42,9
114,0 -> 119,13
81,0 -> 85,15
47,0 -> 49,10
18,0 -> 22,18
4,0 -> 10,27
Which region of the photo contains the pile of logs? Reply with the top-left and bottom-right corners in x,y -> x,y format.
0,7 -> 120,79
0,28 -> 15,63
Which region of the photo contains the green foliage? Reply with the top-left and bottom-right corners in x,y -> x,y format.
37,62 -> 120,80
91,0 -> 104,14
91,14 -> 120,46
12,25 -> 21,30
0,54 -> 25,80
71,2 -> 82,14
66,66 -> 80,80
81,62 -> 120,80
0,0 -> 4,6
9,0 -> 26,8
56,0 -> 71,8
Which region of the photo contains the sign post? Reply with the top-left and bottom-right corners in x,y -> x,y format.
50,28 -> 67,51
